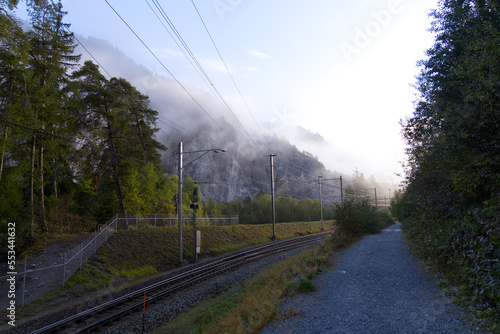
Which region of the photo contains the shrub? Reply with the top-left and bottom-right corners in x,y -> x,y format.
286,278 -> 316,294
334,199 -> 392,237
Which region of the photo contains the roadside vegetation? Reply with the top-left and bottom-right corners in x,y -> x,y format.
334,198 -> 393,237
3,221 -> 334,326
156,200 -> 393,334
0,1 -> 394,263
393,1 -> 499,330
6,197 -> 393,332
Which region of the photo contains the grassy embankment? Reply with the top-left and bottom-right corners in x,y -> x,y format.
6,221 -> 335,324
156,200 -> 394,333
154,232 -> 354,334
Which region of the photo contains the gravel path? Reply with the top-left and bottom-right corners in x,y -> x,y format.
261,223 -> 483,334
1,232 -> 108,310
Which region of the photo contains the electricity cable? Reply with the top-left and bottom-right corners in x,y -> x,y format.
189,0 -> 270,148
104,0 -> 246,155
68,26 -> 193,140
148,0 -> 264,155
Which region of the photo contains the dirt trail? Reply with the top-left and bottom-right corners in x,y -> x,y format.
1,233 -> 98,310
261,223 -> 484,334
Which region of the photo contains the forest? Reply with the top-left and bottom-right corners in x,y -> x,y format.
0,1 -> 388,257
391,0 -> 499,319
0,1 -> 188,250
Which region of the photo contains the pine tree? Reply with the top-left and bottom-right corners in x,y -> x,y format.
0,8 -> 32,237
72,61 -> 166,227
25,0 -> 80,232
106,77 -> 165,166
71,61 -> 128,225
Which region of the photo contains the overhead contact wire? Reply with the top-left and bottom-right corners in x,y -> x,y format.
189,0 -> 270,148
104,0 -> 243,153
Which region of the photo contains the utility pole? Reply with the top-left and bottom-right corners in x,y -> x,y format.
178,142 -> 183,265
191,187 -> 199,262
270,154 -> 277,241
322,176 -> 343,205
177,142 -> 226,264
340,175 -> 343,204
374,188 -> 378,209
318,176 -> 324,230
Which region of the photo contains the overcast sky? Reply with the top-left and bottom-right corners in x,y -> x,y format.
14,0 -> 439,184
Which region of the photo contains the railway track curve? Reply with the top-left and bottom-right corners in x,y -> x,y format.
30,231 -> 332,333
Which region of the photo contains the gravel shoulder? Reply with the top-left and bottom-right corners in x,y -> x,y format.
261,223 -> 484,334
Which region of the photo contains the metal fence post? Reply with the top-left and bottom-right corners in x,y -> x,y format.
62,253 -> 66,287
136,213 -> 138,230
22,258 -> 27,306
80,242 -> 83,270
94,229 -> 96,254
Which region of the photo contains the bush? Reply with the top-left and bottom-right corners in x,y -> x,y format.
403,203 -> 500,314
286,278 -> 316,294
334,199 -> 392,237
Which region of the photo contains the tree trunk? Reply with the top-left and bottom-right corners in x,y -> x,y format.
29,135 -> 36,238
135,116 -> 148,163
38,143 -> 48,232
0,128 -> 6,182
50,130 -> 58,199
105,100 -> 127,229
51,157 -> 58,199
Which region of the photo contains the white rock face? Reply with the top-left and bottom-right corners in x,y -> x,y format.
160,124 -> 338,202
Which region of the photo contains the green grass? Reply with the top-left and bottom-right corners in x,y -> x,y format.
100,221 -> 336,272
4,221 -> 335,328
163,232 -> 355,334
286,278 -> 316,294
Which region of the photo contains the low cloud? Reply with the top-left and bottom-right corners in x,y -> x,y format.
73,35 -> 400,185
248,49 -> 271,59
198,56 -> 229,73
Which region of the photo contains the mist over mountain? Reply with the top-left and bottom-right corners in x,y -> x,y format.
74,36 -> 395,202
158,114 -> 341,202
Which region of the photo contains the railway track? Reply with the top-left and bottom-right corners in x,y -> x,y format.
31,231 -> 332,333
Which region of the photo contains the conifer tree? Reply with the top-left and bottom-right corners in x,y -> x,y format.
0,8 -> 32,235
71,61 -> 166,226
25,0 -> 80,232
398,0 -> 500,311
71,61 -> 127,225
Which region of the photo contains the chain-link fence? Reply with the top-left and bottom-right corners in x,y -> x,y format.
0,215 -> 118,309
117,214 -> 239,229
1,214 -> 238,308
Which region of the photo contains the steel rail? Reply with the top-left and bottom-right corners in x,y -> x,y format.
31,231 -> 332,333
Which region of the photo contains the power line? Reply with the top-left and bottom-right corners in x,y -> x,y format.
0,118 -> 75,142
143,0 -> 216,100
104,0 -> 243,153
146,0 -> 264,156
72,32 -> 112,79
70,26 -> 193,141
275,156 -> 321,179
189,0 -> 270,148
238,173 -> 270,188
